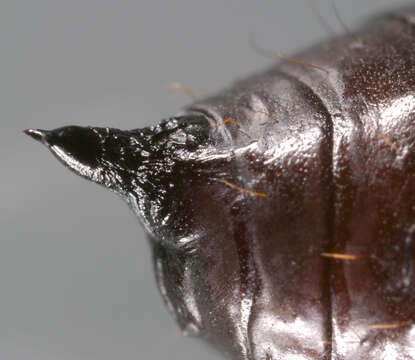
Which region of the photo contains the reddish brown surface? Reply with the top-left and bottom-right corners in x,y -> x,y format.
27,8 -> 415,360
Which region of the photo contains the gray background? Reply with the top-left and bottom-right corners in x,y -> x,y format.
2,0 -> 411,359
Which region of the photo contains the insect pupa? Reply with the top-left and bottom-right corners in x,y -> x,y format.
25,4 -> 415,360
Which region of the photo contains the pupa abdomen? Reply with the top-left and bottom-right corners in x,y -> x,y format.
26,7 -> 415,360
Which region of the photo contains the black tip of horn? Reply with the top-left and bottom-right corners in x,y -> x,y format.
23,128 -> 49,143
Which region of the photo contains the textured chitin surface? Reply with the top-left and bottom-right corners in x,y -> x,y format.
26,7 -> 415,360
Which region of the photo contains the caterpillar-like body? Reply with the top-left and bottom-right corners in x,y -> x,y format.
26,7 -> 415,360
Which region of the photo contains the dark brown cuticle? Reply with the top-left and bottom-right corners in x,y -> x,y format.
26,6 -> 415,360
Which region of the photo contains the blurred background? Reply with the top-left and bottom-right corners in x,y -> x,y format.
1,0 -> 411,359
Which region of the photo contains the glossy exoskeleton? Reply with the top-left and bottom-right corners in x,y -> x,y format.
26,6 -> 415,360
